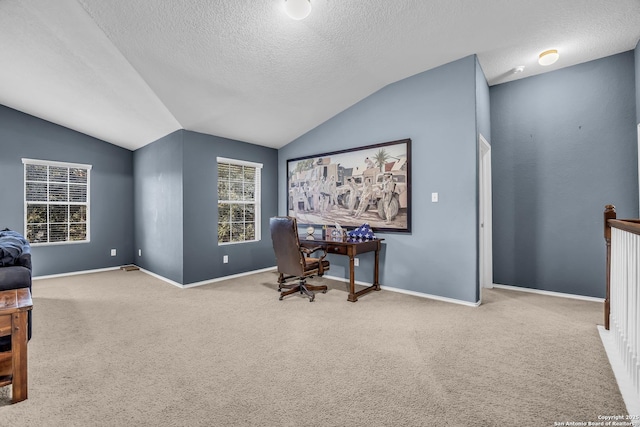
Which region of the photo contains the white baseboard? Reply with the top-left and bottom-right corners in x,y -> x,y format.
33,266 -> 121,281
138,266 -> 277,289
492,283 -> 604,303
598,326 -> 640,421
181,266 -> 277,289
323,274 -> 480,307
33,265 -> 278,290
33,268 -> 598,308
143,268 -> 478,306
381,285 -> 481,307
136,267 -> 183,288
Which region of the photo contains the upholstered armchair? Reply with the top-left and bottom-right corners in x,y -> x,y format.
269,216 -> 329,302
0,229 -> 32,351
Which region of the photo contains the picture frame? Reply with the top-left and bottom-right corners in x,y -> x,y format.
287,138 -> 411,233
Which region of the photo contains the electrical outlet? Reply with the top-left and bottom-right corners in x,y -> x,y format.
354,258 -> 359,267
223,255 -> 229,264
432,192 -> 439,202
110,249 -> 116,256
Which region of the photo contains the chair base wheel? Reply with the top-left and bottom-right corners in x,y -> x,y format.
277,280 -> 327,302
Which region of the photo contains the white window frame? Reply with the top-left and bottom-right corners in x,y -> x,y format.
217,157 -> 262,245
22,158 -> 92,246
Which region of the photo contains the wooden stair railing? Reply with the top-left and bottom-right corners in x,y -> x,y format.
603,204 -> 640,405
604,204 -> 640,330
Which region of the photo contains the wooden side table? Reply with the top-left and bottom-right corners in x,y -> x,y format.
0,288 -> 33,403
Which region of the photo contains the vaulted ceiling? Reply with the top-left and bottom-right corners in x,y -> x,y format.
1,0 -> 639,151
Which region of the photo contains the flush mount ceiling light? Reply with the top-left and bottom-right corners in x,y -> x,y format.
538,49 -> 559,66
283,0 -> 312,20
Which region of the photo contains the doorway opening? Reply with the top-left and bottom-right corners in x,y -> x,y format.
478,134 -> 493,303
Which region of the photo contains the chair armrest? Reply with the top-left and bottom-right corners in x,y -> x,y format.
300,246 -> 328,275
300,245 -> 325,256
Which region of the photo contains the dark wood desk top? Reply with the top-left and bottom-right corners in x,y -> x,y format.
301,237 -> 384,245
300,237 -> 383,256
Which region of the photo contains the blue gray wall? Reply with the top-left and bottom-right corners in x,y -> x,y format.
4,47 -> 637,299
636,40 -> 640,124
182,131 -> 278,284
0,105 -> 134,276
133,131 -> 184,283
490,52 -> 638,298
1,103 -> 279,285
279,55 -> 482,303
133,130 -> 278,285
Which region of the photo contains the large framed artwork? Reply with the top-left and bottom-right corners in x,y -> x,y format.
287,138 -> 411,233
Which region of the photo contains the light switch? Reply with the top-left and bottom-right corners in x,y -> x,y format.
431,192 -> 439,202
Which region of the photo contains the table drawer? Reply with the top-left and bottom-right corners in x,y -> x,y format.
0,315 -> 11,337
329,245 -> 348,256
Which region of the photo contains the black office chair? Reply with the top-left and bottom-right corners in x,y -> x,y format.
269,216 -> 329,302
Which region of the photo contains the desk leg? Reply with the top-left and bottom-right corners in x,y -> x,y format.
11,311 -> 28,403
373,245 -> 381,291
347,255 -> 357,302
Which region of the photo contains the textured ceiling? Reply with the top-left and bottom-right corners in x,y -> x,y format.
1,0 -> 639,151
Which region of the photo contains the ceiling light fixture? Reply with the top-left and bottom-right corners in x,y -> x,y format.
512,66 -> 525,74
538,49 -> 559,66
283,0 -> 312,20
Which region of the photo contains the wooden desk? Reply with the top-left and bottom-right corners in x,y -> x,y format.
0,288 -> 33,403
301,238 -> 383,302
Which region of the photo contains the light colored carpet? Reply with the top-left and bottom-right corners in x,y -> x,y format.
0,270 -> 628,426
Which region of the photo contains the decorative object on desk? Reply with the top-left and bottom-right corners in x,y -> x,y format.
286,138 -> 411,233
305,226 -> 315,240
324,225 -> 345,241
348,223 -> 376,241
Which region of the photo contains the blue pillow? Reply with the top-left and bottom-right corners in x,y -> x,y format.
0,230 -> 30,266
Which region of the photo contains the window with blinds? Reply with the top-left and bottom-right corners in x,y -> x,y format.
22,158 -> 91,245
217,157 -> 262,244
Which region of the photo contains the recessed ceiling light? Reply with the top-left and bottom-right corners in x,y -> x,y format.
283,0 -> 312,20
538,49 -> 559,66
